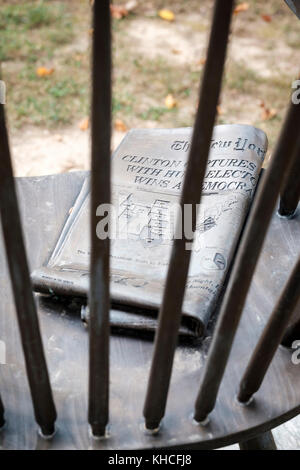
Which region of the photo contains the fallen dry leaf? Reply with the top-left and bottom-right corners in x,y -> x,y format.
172,48 -> 181,55
165,94 -> 177,109
36,66 -> 54,77
260,101 -> 277,121
198,58 -> 206,66
110,4 -> 129,19
261,14 -> 272,22
261,108 -> 277,121
158,9 -> 175,22
114,119 -> 127,132
79,117 -> 89,131
233,2 -> 249,15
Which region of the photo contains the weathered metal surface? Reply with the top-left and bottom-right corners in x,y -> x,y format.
143,0 -> 235,431
0,172 -> 299,449
88,0 -> 111,437
0,104 -> 56,436
194,99 -> 300,423
238,256 -> 300,403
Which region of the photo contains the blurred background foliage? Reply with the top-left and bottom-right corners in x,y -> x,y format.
0,0 -> 299,154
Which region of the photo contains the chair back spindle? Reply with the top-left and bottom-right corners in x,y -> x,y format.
278,135 -> 300,217
0,104 -> 56,437
281,315 -> 300,348
88,0 -> 111,439
143,0 -> 235,432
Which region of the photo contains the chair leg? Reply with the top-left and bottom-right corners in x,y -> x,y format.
239,431 -> 277,450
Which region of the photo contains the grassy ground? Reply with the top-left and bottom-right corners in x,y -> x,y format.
1,0 -> 300,156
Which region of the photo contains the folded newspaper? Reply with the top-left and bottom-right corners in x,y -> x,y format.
32,125 -> 267,337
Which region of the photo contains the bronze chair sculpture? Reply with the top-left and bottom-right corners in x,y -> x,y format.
0,0 -> 299,450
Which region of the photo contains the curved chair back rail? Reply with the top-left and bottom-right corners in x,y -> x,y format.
0,0 -> 299,449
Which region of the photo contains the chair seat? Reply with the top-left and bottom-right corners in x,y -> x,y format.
0,171 -> 299,450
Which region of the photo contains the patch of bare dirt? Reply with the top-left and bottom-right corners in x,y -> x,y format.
11,126 -> 125,177
125,16 -> 208,66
